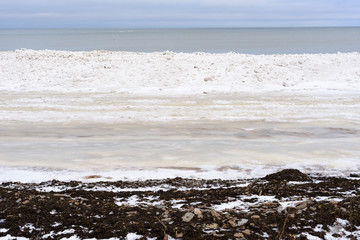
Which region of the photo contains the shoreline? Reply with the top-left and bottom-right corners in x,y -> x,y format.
0,165 -> 359,184
1,169 -> 360,239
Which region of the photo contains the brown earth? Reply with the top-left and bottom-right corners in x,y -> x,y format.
0,169 -> 360,239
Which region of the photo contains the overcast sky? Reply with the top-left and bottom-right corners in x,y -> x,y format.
0,0 -> 359,28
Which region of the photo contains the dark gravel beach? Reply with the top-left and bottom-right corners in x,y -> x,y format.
1,169 -> 360,239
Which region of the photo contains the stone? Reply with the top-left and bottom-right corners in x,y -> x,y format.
204,77 -> 214,82
228,220 -> 237,228
210,210 -> 221,218
206,223 -> 218,229
237,219 -> 248,226
182,212 -> 194,222
295,201 -> 308,210
194,208 -> 202,215
242,229 -> 251,235
175,232 -> 183,238
234,233 -> 245,238
251,215 -> 260,219
263,169 -> 312,182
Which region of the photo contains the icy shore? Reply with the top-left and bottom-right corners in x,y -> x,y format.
0,50 -> 359,182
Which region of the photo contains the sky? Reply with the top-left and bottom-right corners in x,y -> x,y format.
0,0 -> 359,28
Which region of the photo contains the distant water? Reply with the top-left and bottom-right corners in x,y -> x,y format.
1,28 -> 360,54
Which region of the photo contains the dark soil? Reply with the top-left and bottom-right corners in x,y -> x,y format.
0,169 -> 360,240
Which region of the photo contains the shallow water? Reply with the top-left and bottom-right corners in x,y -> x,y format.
1,28 -> 360,53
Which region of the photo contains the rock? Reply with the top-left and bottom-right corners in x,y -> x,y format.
228,220 -> 237,227
295,201 -> 308,210
206,223 -> 218,229
175,232 -> 183,238
212,233 -> 225,237
250,204 -> 262,208
237,219 -> 248,226
54,193 -> 72,198
210,210 -> 221,218
182,212 -> 194,222
242,229 -> 251,235
194,208 -> 202,215
204,77 -> 214,82
350,173 -> 360,177
234,232 -> 245,238
330,200 -> 339,205
263,169 -> 312,182
251,215 -> 260,219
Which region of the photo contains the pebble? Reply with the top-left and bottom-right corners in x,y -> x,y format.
251,215 -> 260,219
194,208 -> 202,215
182,212 -> 194,222
237,219 -> 248,226
228,220 -> 237,227
210,210 -> 221,218
206,223 -> 218,229
234,232 -> 245,238
295,201 -> 308,210
242,229 -> 251,235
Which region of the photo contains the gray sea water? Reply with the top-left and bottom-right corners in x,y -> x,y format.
1,27 -> 360,54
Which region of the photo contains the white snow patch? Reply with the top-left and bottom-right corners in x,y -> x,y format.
126,233 -> 143,240
0,235 -> 28,240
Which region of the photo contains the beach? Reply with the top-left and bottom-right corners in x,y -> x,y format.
1,169 -> 360,239
0,50 -> 360,181
0,50 -> 360,239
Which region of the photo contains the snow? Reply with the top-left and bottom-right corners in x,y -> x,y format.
212,195 -> 278,211
1,50 -> 359,95
0,236 -> 28,240
125,233 -> 143,240
0,50 -> 359,182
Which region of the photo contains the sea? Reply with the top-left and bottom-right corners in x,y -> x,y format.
0,27 -> 360,182
1,27 -> 360,54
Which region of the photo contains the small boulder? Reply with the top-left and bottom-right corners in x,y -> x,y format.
263,169 -> 312,182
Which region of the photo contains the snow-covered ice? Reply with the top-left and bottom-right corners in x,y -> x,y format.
0,50 -> 359,182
